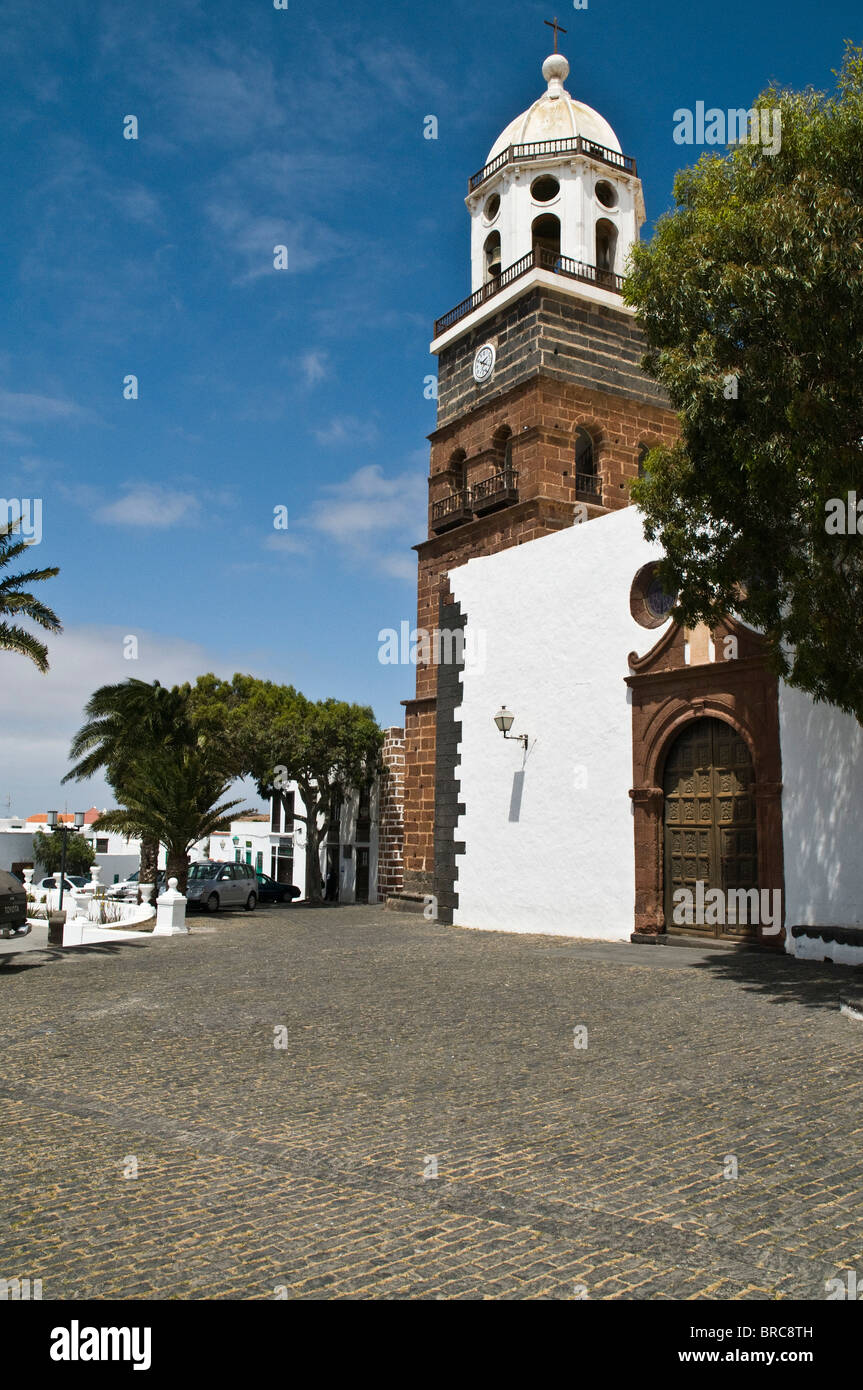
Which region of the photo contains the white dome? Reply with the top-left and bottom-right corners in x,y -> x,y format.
486,53 -> 622,163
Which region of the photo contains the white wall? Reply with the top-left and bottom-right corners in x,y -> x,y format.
779,683 -> 863,933
450,506 -> 666,938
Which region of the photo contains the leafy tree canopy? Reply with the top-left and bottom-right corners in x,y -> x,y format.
188,674 -> 384,903
33,828 -> 96,876
625,44 -> 863,718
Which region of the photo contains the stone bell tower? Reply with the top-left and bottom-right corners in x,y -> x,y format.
395,45 -> 679,908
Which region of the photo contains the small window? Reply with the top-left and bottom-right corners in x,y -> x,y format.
95,838 -> 109,853
483,231 -> 501,281
531,175 -> 560,203
637,443 -> 649,478
532,213 -> 561,262
575,426 -> 595,476
596,219 -> 618,275
595,180 -> 618,209
483,192 -> 500,222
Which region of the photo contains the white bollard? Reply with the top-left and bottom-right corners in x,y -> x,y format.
153,877 -> 188,935
89,863 -> 102,888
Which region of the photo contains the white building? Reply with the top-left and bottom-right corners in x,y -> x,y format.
435,505 -> 863,965
208,778 -> 385,904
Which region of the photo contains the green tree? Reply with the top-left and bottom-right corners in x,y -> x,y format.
625,44 -> 863,718
32,828 -> 96,877
64,679 -> 194,887
0,515 -> 61,671
91,744 -> 249,892
189,675 -> 384,904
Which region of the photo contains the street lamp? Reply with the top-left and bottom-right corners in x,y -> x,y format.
47,809 -> 85,910
493,705 -> 529,750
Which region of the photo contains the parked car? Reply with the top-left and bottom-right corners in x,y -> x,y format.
105,870 -> 166,901
185,861 -> 257,913
255,872 -> 301,904
36,875 -> 87,893
0,868 -> 30,938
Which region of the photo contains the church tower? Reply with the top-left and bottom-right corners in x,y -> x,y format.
398,44 -> 679,906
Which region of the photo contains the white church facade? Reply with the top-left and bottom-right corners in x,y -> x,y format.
441,505 -> 863,962
395,43 -> 863,966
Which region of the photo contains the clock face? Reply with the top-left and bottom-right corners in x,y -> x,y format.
472,343 -> 496,383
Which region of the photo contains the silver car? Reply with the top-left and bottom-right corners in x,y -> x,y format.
185,861 -> 257,913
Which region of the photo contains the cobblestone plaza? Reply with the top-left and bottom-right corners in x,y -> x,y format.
1,906 -> 860,1300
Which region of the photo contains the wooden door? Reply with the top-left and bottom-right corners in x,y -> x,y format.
663,718 -> 758,938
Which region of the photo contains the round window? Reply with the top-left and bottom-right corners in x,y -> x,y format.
484,192 -> 500,222
531,175 -> 560,204
630,562 -> 678,629
595,180 -> 618,209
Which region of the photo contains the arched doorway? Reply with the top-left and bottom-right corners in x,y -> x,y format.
662,717 -> 758,939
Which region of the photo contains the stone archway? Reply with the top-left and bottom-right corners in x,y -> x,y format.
625,617 -> 784,946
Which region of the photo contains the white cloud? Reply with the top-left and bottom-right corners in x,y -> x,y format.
263,533 -> 309,554
204,200 -> 349,282
0,626 -> 216,812
305,463 -> 425,575
95,487 -> 199,529
0,389 -> 90,424
298,351 -> 329,387
312,416 -> 379,447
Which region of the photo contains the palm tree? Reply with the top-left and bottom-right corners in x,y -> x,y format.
64,679 -> 194,888
91,745 -> 250,892
0,515 -> 61,670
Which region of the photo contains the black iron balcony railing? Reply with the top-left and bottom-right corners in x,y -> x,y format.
469,135 -> 637,194
472,469 -> 519,515
431,488 -> 473,533
434,246 -> 624,337
574,471 -> 602,502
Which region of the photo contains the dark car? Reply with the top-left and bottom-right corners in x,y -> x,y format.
0,868 -> 30,939
255,872 -> 301,904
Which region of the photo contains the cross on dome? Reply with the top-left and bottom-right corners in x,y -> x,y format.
543,16 -> 568,53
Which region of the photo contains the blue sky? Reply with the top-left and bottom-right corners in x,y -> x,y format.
0,0 -> 857,812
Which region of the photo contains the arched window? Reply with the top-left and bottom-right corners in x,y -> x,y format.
532,214 -> 561,265
637,443 -> 649,478
575,427 -> 595,477
491,425 -> 514,479
483,231 -> 501,282
596,219 -> 618,277
448,448 -> 467,491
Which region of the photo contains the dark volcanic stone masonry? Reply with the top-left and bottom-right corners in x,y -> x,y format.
1,906 -> 861,1299
435,288 -> 669,428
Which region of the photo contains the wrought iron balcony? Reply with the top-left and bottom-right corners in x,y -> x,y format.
469,135 -> 637,194
434,246 -> 624,337
431,488 -> 473,533
472,469 -> 519,516
574,471 -> 602,503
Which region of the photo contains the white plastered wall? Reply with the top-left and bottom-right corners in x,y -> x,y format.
449,506 -> 667,938
778,683 -> 863,938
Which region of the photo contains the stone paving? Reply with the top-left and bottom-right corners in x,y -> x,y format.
0,905 -> 861,1300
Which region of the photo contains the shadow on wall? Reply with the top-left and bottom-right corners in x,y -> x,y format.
782,692 -> 863,925
508,770 -> 525,823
